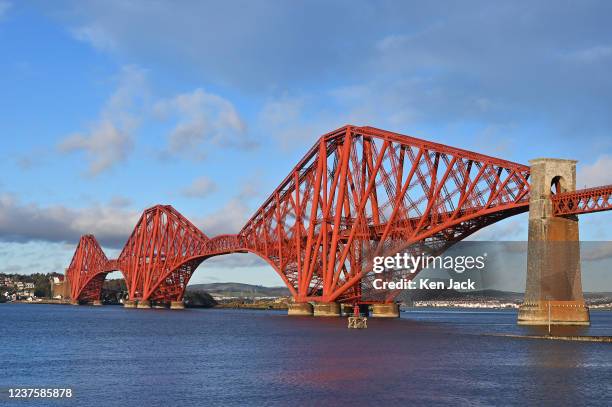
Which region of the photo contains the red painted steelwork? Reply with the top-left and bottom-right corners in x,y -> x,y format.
238,126 -> 531,303
66,235 -> 112,302
64,125 -> 610,305
551,185 -> 612,216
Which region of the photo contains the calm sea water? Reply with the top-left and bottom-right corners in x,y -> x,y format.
0,304 -> 611,406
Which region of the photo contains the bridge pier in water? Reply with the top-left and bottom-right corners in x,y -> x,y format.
287,302 -> 313,316
371,303 -> 400,318
123,300 -> 137,308
287,302 -> 400,317
518,158 -> 590,326
136,300 -> 152,309
313,302 -> 341,317
170,301 -> 185,309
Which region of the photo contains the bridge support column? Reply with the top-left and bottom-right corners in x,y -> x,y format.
137,300 -> 152,309
92,300 -> 103,306
170,301 -> 185,310
313,302 -> 340,317
287,302 -> 313,316
70,300 -> 79,305
123,300 -> 137,308
518,158 -> 589,326
371,303 -> 400,318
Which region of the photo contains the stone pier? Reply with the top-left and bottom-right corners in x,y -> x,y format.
287,302 -> 313,316
170,301 -> 185,310
137,300 -> 152,309
123,300 -> 137,308
92,300 -> 103,306
313,302 -> 341,317
371,303 -> 400,318
518,158 -> 590,326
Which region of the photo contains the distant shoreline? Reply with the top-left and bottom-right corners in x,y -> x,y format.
488,333 -> 612,343
4,300 -> 611,312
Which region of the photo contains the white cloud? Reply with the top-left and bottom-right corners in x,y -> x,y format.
154,88 -> 252,159
71,23 -> 117,51
203,253 -> 266,269
58,65 -> 147,176
578,154 -> 612,188
0,193 -> 140,248
59,120 -> 133,176
181,176 -> 217,198
193,198 -> 250,236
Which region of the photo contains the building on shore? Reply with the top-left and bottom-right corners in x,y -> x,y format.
50,275 -> 69,300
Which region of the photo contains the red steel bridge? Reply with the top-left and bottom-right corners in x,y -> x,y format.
66,125 -> 612,307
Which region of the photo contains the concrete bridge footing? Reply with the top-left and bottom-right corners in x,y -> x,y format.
287,302 -> 313,316
92,300 -> 102,306
518,301 -> 589,325
371,303 -> 400,318
170,301 -> 185,309
313,302 -> 341,317
137,300 -> 151,309
123,300 -> 137,308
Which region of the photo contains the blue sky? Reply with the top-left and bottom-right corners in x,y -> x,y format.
0,1 -> 611,290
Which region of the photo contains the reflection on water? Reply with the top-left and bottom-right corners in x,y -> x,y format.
0,305 -> 610,406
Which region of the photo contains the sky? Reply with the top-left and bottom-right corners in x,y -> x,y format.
0,1 -> 611,290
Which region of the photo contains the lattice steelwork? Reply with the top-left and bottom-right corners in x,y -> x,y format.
66,235 -> 110,302
551,185 -> 612,216
64,125 -> 611,305
239,126 -> 531,303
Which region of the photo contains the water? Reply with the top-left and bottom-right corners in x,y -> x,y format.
1,304 -> 611,406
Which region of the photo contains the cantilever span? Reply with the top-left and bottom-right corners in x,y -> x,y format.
67,206 -> 246,303
65,125 -> 611,307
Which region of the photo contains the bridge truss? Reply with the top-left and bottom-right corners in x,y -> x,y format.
65,126 -> 610,305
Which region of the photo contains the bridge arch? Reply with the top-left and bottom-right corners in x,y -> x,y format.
66,235 -> 131,304
145,247 -> 298,304
74,267 -> 129,304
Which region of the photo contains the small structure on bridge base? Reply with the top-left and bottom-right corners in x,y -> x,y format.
348,304 -> 368,329
518,159 -> 590,326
